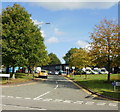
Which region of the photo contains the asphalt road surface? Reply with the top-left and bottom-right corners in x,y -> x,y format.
1,75 -> 119,110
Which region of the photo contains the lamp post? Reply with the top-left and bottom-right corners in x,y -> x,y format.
37,22 -> 50,38
37,22 -> 50,30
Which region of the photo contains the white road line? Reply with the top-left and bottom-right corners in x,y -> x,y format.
85,101 -> 94,105
33,91 -> 50,100
53,99 -> 63,102
109,103 -> 118,106
33,98 -> 43,100
24,98 -> 31,100
63,100 -> 72,103
54,85 -> 58,89
1,104 -> 46,110
43,98 -> 52,101
16,97 -> 22,99
74,101 -> 83,104
96,102 -> 106,106
7,96 -> 14,98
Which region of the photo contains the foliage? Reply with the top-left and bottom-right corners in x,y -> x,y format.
48,53 -> 61,65
69,48 -> 92,68
89,19 -> 119,81
2,4 -> 50,73
63,48 -> 78,64
63,48 -> 92,68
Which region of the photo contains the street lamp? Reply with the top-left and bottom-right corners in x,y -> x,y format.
37,22 -> 50,30
37,22 -> 50,38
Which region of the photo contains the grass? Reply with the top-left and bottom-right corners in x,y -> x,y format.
69,74 -> 120,100
0,73 -> 33,85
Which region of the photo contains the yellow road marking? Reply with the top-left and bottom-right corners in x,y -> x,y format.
64,77 -> 119,103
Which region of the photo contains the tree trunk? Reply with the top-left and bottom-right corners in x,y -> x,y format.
6,65 -> 9,74
12,66 -> 15,74
107,55 -> 111,82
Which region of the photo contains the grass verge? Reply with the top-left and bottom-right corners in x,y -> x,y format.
69,74 -> 120,100
0,73 -> 33,85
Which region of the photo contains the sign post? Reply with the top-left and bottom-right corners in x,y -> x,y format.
66,66 -> 69,75
112,81 -> 120,91
72,67 -> 75,78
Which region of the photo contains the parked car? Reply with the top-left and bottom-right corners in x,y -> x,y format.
100,68 -> 108,74
61,71 -> 67,75
55,71 -> 59,75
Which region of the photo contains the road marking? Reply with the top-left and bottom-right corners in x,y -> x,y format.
74,101 -> 83,104
54,85 -> 58,89
33,91 -> 50,100
24,98 -> 31,100
2,95 -> 118,107
16,97 -> 22,99
33,98 -> 43,100
85,101 -> 94,105
109,103 -> 118,106
53,99 -> 63,102
7,96 -> 14,98
43,98 -> 52,101
63,100 -> 72,103
1,104 -> 47,110
2,82 -> 38,88
96,102 -> 106,106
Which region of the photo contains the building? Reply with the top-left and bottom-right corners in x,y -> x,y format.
41,64 -> 69,72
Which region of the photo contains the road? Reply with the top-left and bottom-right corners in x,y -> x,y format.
1,75 -> 119,110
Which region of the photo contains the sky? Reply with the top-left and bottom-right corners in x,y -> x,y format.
2,1 -> 118,64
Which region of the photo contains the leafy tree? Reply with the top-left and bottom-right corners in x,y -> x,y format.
2,4 -> 50,74
48,53 -> 61,65
63,48 -> 78,64
69,48 -> 92,68
89,19 -> 119,81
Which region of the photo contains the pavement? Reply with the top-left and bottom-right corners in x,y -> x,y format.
1,75 -> 119,110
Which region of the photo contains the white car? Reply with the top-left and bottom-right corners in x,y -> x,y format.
55,71 -> 59,75
100,68 -> 108,74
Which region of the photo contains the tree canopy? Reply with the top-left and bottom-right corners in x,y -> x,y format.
89,19 -> 119,81
69,48 -> 92,68
63,48 -> 78,64
2,4 -> 50,73
63,48 -> 92,68
48,53 -> 61,65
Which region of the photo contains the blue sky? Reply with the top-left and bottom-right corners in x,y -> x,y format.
2,2 -> 118,63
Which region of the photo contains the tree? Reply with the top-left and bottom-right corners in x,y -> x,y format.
48,53 -> 61,65
89,19 -> 119,81
2,4 -> 50,74
63,48 -> 78,64
69,48 -> 92,69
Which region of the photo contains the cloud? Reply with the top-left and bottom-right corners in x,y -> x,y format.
30,17 -> 44,27
29,2 -> 118,11
54,28 -> 64,35
40,30 -> 45,38
76,40 -> 89,48
45,37 -> 59,44
4,0 -> 118,2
